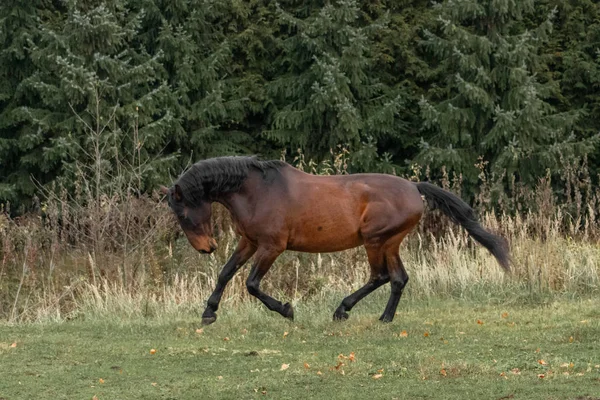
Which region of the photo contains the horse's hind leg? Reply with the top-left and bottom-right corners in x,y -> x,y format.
333,246 -> 389,321
246,247 -> 294,320
379,243 -> 409,323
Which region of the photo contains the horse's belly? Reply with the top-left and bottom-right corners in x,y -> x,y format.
285,179 -> 364,252
287,225 -> 363,253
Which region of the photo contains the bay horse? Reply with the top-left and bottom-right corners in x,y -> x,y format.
162,156 -> 509,325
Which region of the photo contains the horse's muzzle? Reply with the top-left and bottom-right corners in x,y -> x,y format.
200,240 -> 218,254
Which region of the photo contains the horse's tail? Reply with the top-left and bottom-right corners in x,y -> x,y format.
416,182 -> 510,272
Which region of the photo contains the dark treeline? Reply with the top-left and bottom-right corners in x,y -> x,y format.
1,0 -> 599,213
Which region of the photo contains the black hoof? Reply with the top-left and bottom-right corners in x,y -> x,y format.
282,302 -> 294,320
202,315 -> 217,325
333,311 -> 349,321
379,315 -> 393,323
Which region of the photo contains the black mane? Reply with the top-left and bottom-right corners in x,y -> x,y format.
174,156 -> 286,204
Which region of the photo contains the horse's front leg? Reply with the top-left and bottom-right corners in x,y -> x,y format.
245,247 -> 293,320
202,238 -> 256,325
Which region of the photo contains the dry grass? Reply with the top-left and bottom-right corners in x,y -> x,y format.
1,153 -> 599,323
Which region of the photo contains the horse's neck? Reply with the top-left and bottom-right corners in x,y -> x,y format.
213,173 -> 263,223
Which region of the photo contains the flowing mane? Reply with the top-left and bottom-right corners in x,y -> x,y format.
174,156 -> 286,204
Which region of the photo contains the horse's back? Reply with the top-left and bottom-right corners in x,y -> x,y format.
280,168 -> 423,252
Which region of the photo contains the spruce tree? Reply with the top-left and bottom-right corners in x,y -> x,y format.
417,0 -> 597,188
541,0 -> 600,172
16,0 -> 177,198
138,0 -> 278,160
266,0 -> 408,170
0,0 -> 49,206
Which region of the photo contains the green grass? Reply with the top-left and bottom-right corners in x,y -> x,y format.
1,295 -> 599,400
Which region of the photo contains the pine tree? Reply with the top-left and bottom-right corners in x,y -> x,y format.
265,0 -> 408,170
417,0 -> 597,189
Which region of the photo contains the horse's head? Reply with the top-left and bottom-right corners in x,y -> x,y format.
161,185 -> 217,254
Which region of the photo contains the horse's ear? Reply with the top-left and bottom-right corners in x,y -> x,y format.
173,184 -> 183,202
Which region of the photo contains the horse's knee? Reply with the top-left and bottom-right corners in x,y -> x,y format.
390,274 -> 408,294
246,278 -> 260,297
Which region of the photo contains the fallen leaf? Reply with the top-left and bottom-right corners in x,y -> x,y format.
569,336 -> 574,343
560,363 -> 569,368
151,382 -> 157,387
262,390 -> 267,395
99,378 -> 105,384
580,320 -> 589,324
377,368 -> 384,373
333,361 -> 344,370
577,372 -> 585,376
348,352 -> 356,362
149,349 -> 156,355
500,372 -> 506,377
195,328 -> 204,334
399,330 -> 408,338
538,374 -> 545,379
10,342 -> 17,348
570,362 -> 574,368
223,337 -> 230,342
241,328 -> 248,335
501,312 -> 509,318
538,360 -> 547,366
280,363 -> 289,371
303,362 -> 310,369
217,376 -> 223,380
372,374 -> 383,380
92,396 -> 99,400
317,371 -> 322,376
440,369 -> 447,377
423,331 -> 429,337
511,368 -> 521,375
283,331 -> 289,339
477,320 -> 484,325
535,348 -> 540,353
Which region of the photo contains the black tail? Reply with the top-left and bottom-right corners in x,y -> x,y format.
416,182 -> 510,272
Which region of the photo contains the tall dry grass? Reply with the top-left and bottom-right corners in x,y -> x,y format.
1,150 -> 599,323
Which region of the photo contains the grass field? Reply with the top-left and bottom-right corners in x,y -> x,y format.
2,159 -> 600,399
1,294 -> 599,400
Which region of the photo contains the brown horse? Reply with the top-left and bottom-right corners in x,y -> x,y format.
162,156 -> 509,325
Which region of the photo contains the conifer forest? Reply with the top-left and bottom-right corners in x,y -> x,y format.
1,0 -> 599,210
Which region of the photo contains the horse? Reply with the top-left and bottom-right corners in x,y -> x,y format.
161,156 -> 509,325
